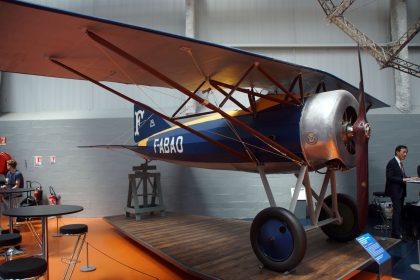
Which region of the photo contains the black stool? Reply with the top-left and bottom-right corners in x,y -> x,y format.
373,191 -> 391,231
0,233 -> 22,261
60,224 -> 88,280
0,256 -> 47,279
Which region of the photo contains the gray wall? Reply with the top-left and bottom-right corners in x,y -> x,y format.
1,0 -> 420,218
1,114 -> 419,218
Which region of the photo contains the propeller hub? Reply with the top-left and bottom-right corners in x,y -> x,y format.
363,122 -> 371,139
353,120 -> 371,140
344,123 -> 354,139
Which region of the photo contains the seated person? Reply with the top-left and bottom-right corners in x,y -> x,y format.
0,159 -> 24,208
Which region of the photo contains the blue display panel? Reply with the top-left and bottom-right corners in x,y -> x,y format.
356,233 -> 391,265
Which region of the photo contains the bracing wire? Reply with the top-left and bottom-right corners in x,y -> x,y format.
223,119 -> 259,164
207,129 -> 297,163
180,47 -> 206,80
209,90 -> 220,108
87,35 -> 182,117
121,128 -> 136,145
88,34 -> 207,120
216,115 -> 301,165
105,125 -> 134,145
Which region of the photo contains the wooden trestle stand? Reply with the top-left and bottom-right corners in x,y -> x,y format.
125,162 -> 165,221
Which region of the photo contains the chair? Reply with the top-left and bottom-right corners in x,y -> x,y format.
59,224 -> 88,280
0,233 -> 21,261
0,256 -> 47,279
372,191 -> 391,231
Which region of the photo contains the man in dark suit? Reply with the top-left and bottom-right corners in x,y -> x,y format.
385,145 -> 413,238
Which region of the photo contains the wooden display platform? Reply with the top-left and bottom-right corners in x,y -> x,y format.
104,213 -> 399,280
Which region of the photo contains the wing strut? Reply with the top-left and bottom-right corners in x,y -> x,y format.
210,81 -> 250,111
85,30 -> 305,165
315,81 -> 327,93
248,89 -> 257,117
257,64 -> 303,105
219,63 -> 255,108
171,80 -> 206,118
49,58 -> 251,163
209,80 -> 297,106
287,73 -> 304,101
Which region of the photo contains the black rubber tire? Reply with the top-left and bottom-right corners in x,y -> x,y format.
250,207 -> 306,272
320,193 -> 361,242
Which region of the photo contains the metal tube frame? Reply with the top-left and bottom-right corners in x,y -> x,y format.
41,217 -> 49,280
257,165 -> 276,207
62,232 -> 87,280
257,163 -> 342,231
287,166 -> 342,230
25,219 -> 43,248
289,165 -> 307,213
302,169 -> 342,230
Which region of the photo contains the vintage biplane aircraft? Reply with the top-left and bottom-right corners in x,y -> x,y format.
0,0 -> 388,272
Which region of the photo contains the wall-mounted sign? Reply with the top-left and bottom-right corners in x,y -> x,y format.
34,156 -> 43,167
0,136 -> 6,146
50,155 -> 56,164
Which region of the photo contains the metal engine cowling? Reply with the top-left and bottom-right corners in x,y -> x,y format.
300,90 -> 359,170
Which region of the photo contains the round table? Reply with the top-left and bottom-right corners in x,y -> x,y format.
3,205 -> 83,280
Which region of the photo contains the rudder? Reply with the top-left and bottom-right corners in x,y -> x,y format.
134,104 -> 171,142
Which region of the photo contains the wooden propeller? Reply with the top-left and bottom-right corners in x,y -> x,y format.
352,46 -> 371,230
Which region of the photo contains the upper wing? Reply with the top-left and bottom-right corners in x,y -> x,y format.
0,0 -> 387,108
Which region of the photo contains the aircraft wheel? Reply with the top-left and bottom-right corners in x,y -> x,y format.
250,207 -> 306,272
320,193 -> 361,242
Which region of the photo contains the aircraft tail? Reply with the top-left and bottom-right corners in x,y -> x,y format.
134,104 -> 171,142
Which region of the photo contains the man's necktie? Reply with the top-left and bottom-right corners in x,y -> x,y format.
400,162 -> 406,177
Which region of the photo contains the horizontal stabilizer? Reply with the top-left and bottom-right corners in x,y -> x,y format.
78,145 -> 149,158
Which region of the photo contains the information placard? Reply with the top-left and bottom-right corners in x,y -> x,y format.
356,233 -> 391,265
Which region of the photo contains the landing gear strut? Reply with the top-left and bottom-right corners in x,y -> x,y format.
251,165 -> 361,272
320,193 -> 360,242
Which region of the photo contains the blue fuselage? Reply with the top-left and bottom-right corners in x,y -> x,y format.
134,103 -> 305,173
